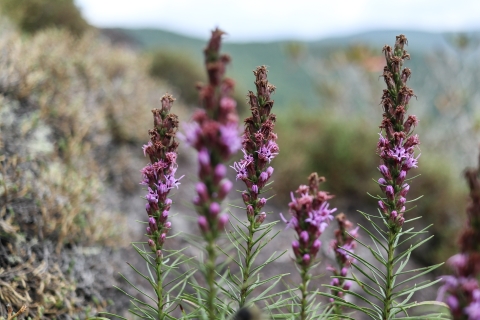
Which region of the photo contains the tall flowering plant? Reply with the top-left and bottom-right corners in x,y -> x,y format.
328,213 -> 358,316
106,94 -> 193,320
183,28 -> 240,319
438,156 -> 480,319
282,173 -> 336,320
324,35 -> 444,319
226,65 -> 280,308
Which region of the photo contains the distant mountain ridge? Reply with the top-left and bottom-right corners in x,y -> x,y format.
105,27 -> 480,109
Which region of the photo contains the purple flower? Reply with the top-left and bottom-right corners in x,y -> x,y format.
219,124 -> 241,156
466,301 -> 480,319
231,162 -> 248,181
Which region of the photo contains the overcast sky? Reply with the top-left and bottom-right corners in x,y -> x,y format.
74,0 -> 480,42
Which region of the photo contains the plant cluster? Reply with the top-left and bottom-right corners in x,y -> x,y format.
104,29 -> 466,320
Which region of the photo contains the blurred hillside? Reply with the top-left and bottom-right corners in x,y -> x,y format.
106,27 -> 480,111
1,1 -> 480,317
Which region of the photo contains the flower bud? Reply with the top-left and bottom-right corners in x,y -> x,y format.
246,205 -> 254,219
198,148 -> 210,164
390,210 -> 398,221
242,191 -> 250,204
300,231 -> 309,244
378,200 -> 388,213
341,267 -> 348,277
292,240 -> 301,257
343,281 -> 352,291
397,215 -> 405,226
158,233 -> 166,245
259,171 -> 269,182
310,239 -> 321,256
149,217 -> 157,231
209,202 -> 221,216
218,214 -> 229,230
331,278 -> 340,286
159,210 -> 169,223
146,227 -> 152,235
145,203 -> 151,215
254,212 -> 266,227
266,166 -> 274,177
378,178 -> 387,191
148,239 -> 156,249
379,165 -> 391,180
396,170 -> 407,185
396,196 -> 406,208
386,185 -> 395,201
198,216 -> 209,233
196,182 -> 209,202
302,254 -> 311,265
251,184 -> 259,194
218,180 -> 233,200
400,184 -> 410,197
258,198 -> 267,209
214,164 -> 227,183
165,221 -> 172,229
446,295 -> 459,311
156,250 -> 163,259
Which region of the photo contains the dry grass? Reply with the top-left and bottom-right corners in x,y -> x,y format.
0,19 -> 189,318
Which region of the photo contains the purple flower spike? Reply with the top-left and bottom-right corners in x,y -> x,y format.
230,66 -> 278,231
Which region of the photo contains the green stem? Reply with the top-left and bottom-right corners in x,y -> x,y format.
383,231 -> 396,320
300,265 -> 310,320
205,237 -> 217,320
239,223 -> 256,307
156,257 -> 164,320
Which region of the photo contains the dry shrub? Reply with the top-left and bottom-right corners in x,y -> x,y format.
0,0 -> 89,36
0,20 -> 188,318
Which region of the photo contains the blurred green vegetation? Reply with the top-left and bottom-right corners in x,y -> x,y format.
0,0 -> 89,35
149,49 -> 204,106
147,49 -> 249,113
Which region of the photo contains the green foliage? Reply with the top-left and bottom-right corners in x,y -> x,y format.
322,208 -> 448,319
148,49 -> 248,113
149,49 -> 206,107
102,245 -> 196,320
0,0 -> 90,35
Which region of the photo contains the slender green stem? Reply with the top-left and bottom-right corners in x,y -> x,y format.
205,237 -> 217,320
300,265 -> 310,320
239,223 -> 256,307
156,257 -> 164,320
383,231 -> 396,320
